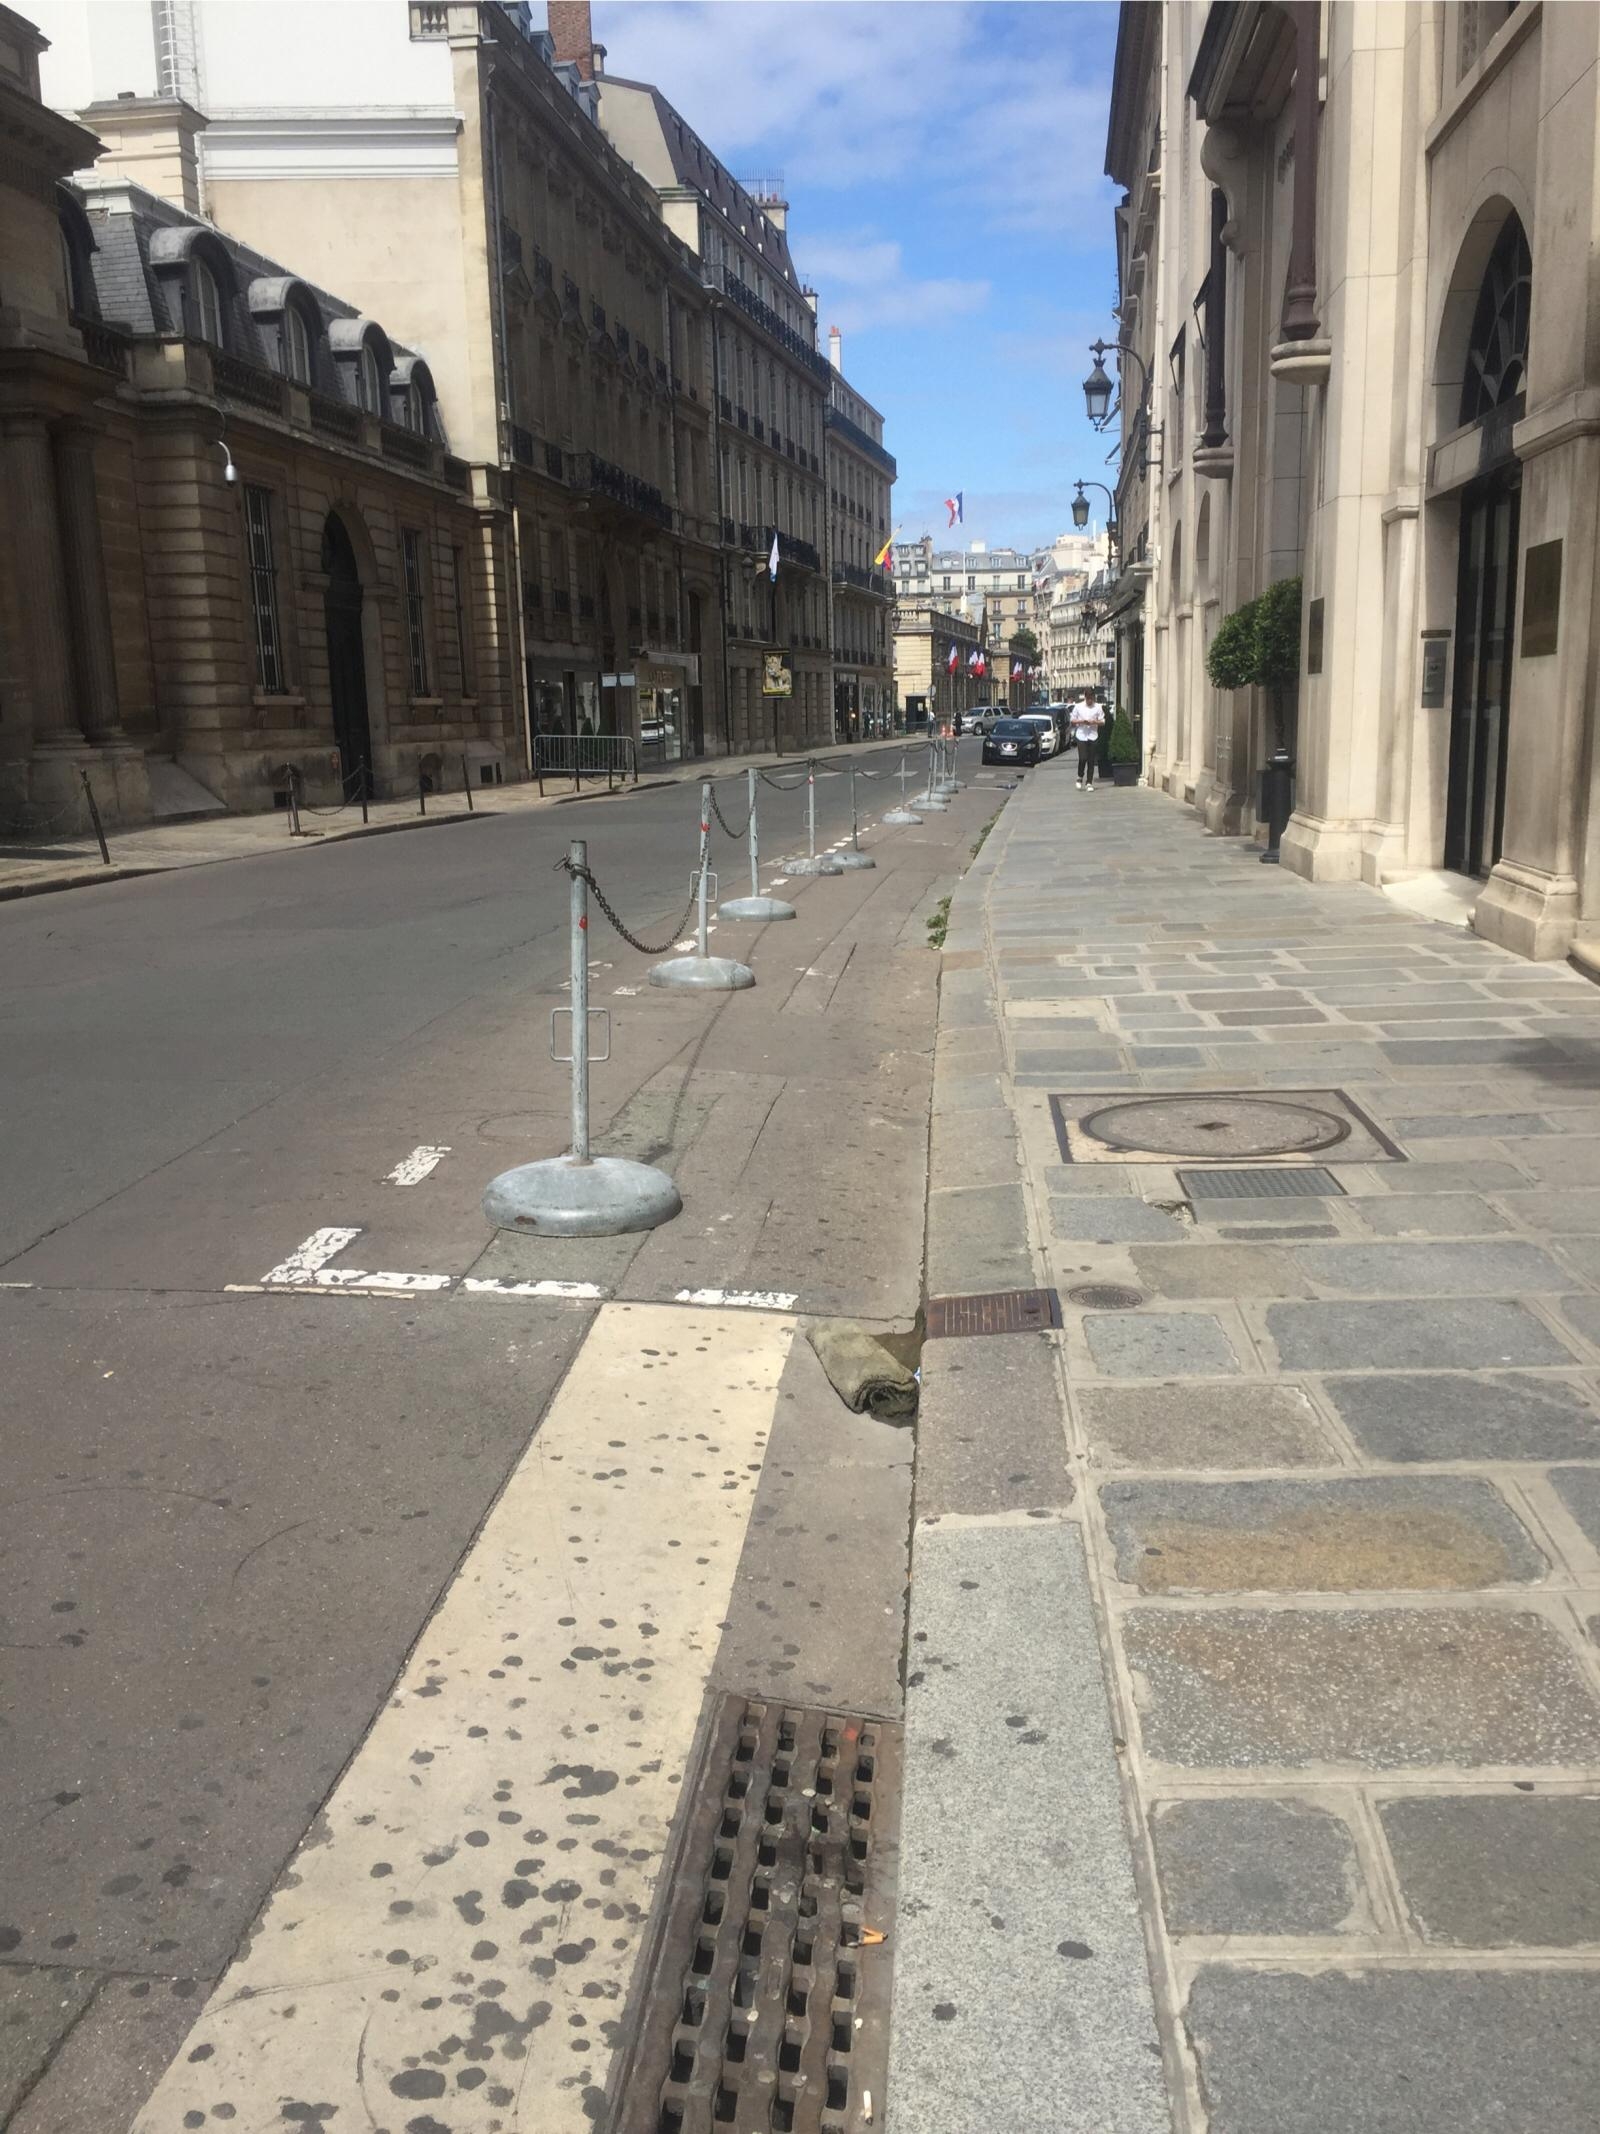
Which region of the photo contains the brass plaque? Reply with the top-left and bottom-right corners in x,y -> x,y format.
1306,597 -> 1325,676
1420,631 -> 1450,708
1522,539 -> 1561,658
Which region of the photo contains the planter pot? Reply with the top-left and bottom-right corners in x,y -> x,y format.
1110,761 -> 1140,787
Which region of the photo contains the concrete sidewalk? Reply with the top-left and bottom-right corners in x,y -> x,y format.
894,768 -> 1600,2132
0,733 -> 928,901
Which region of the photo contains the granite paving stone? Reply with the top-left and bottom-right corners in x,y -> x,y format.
1100,1475 -> 1546,1593
1151,1797 -> 1362,1936
1050,1197 -> 1189,1243
1501,1188 -> 1600,1231
926,1182 -> 1034,1295
1558,1292 -> 1600,1351
1346,1194 -> 1511,1236
1391,1112 -> 1555,1137
1548,1465 -> 1600,1550
915,1332 -> 1072,1519
1083,1311 -> 1243,1378
1375,1161 -> 1533,1193
1124,1607 -> 1600,1767
1265,1298 -> 1573,1370
1289,1239 -> 1569,1294
0,1969 -> 98,2122
1128,1242 -> 1313,1299
1381,1795 -> 1600,1946
1322,1372 -> 1600,1462
1184,1968 -> 1600,2134
1075,1381 -> 1337,1469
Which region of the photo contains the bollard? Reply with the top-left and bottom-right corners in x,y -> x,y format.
721,766 -> 796,921
482,838 -> 682,1235
835,765 -> 875,870
463,753 -> 475,812
783,757 -> 845,876
359,757 -> 369,825
1259,746 -> 1294,864
79,768 -> 111,866
418,765 -> 427,816
882,750 -> 923,827
917,738 -> 950,811
650,782 -> 756,990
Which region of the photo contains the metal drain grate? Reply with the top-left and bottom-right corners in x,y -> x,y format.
1180,1166 -> 1345,1201
925,1287 -> 1061,1338
610,1698 -> 900,2134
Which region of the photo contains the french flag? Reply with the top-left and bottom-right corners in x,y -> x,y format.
945,492 -> 963,528
946,643 -> 960,674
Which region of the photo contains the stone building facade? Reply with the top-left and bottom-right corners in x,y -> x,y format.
1,6 -> 509,829
1108,0 -> 1600,963
824,343 -> 896,739
892,602 -> 985,730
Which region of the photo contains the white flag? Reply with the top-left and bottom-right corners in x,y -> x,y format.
768,532 -> 780,582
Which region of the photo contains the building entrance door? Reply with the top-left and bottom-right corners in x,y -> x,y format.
1445,479 -> 1519,879
322,513 -> 373,796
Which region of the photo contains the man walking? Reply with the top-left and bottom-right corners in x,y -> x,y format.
1070,692 -> 1105,790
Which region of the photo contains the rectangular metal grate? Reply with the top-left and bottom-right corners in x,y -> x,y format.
925,1287 -> 1061,1338
609,1698 -> 901,2134
1179,1165 -> 1345,1200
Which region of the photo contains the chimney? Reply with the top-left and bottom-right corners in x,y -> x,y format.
548,0 -> 597,81
828,324 -> 842,371
79,94 -> 206,213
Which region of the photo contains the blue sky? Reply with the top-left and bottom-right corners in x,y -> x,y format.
594,0 -> 1122,553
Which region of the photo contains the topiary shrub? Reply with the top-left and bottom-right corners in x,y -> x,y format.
1108,704 -> 1139,764
1205,577 -> 1303,692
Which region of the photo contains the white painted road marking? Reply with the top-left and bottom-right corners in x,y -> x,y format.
674,1285 -> 799,1310
261,1227 -> 361,1283
133,1302 -> 794,2133
460,1276 -> 606,1300
385,1144 -> 452,1186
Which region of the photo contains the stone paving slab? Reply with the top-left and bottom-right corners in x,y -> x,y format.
1380,1793 -> 1600,1945
1151,1797 -> 1363,1937
1051,1197 -> 1190,1243
1549,1464 -> 1600,1548
1099,1476 -> 1547,1593
1130,1242 -> 1314,1298
1345,1193 -> 1512,1235
1265,1298 -> 1574,1370
925,1181 -> 1034,1295
1076,1382 -> 1338,1469
1290,1239 -> 1570,1294
0,1968 -> 97,2121
1084,1309 -> 1244,1378
1184,1968 -> 1600,2134
915,1333 -> 1072,1519
1321,1371 -> 1600,1462
1124,1607 -> 1600,1768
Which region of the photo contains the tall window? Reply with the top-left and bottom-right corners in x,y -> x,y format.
450,544 -> 474,695
283,304 -> 312,384
357,344 -> 383,414
1460,212 -> 1531,424
244,486 -> 284,692
402,530 -> 430,695
194,261 -> 224,346
404,380 -> 427,435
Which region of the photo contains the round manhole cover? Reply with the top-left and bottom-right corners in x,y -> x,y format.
1067,1284 -> 1145,1311
1079,1094 -> 1352,1160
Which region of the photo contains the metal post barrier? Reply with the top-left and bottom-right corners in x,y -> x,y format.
288,766 -> 304,837
721,765 -> 795,920
781,757 -> 843,875
837,764 -> 875,870
418,766 -> 427,816
463,754 -> 475,813
649,782 -> 756,989
481,836 -> 682,1235
360,759 -> 369,826
78,768 -> 110,866
883,750 -> 922,825
919,735 -> 949,811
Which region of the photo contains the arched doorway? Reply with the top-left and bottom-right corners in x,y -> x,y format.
322,511 -> 373,797
1446,210 -> 1529,878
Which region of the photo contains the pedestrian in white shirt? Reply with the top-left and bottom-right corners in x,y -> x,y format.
1070,695 -> 1106,789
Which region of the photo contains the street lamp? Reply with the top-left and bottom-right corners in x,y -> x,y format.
1083,337 -> 1151,431
1071,480 -> 1118,548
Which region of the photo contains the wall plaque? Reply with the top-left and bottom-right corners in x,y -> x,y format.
1420,631 -> 1450,708
1305,597 -> 1325,676
1522,539 -> 1561,657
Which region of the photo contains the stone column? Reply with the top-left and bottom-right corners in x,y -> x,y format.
1280,0 -> 1322,343
1,415 -> 81,749
54,420 -> 124,741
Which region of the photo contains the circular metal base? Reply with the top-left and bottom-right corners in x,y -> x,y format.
482,1153 -> 681,1237
835,850 -> 876,870
881,808 -> 923,826
916,793 -> 950,811
719,895 -> 796,921
936,780 -> 961,794
648,953 -> 756,991
781,854 -> 845,876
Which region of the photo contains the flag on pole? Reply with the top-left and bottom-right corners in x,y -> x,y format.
768,531 -> 780,582
944,492 -> 964,528
945,643 -> 959,674
873,531 -> 895,570
1011,658 -> 1025,681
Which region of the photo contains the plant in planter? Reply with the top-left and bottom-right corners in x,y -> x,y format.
1205,575 -> 1303,745
1107,704 -> 1141,786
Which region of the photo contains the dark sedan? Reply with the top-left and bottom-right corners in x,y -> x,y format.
982,717 -> 1042,767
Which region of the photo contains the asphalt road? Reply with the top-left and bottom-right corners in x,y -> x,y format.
0,741 -> 998,2127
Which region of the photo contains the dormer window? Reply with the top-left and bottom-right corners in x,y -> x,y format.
283,303 -> 312,383
357,345 -> 383,414
404,380 -> 426,433
195,260 -> 224,346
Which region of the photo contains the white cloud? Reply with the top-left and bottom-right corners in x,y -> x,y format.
800,233 -> 988,333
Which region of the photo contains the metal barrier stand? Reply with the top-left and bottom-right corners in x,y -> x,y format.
648,783 -> 756,991
720,766 -> 796,921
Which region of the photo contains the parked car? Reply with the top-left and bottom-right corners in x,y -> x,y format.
1018,710 -> 1060,758
982,717 -> 1042,767
967,705 -> 1000,736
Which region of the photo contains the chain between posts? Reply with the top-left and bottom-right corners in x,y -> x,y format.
708,782 -> 752,840
555,852 -> 699,958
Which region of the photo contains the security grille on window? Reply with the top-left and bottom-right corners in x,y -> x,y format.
451,545 -> 474,696
244,486 -> 284,693
402,530 -> 430,695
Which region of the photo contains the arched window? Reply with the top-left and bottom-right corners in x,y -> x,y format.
357,344 -> 383,414
283,303 -> 312,384
1460,212 -> 1531,424
194,260 -> 224,346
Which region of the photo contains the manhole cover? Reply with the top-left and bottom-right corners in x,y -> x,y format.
1080,1094 -> 1353,1160
1066,1284 -> 1145,1310
1180,1166 -> 1345,1200
609,1698 -> 899,2134
926,1288 -> 1061,1338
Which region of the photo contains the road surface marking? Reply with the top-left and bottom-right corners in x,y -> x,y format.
673,1285 -> 799,1310
386,1145 -> 452,1186
303,1267 -> 455,1292
133,1302 -> 793,2134
262,1227 -> 362,1283
461,1276 -> 606,1301
0,1281 -> 35,1289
